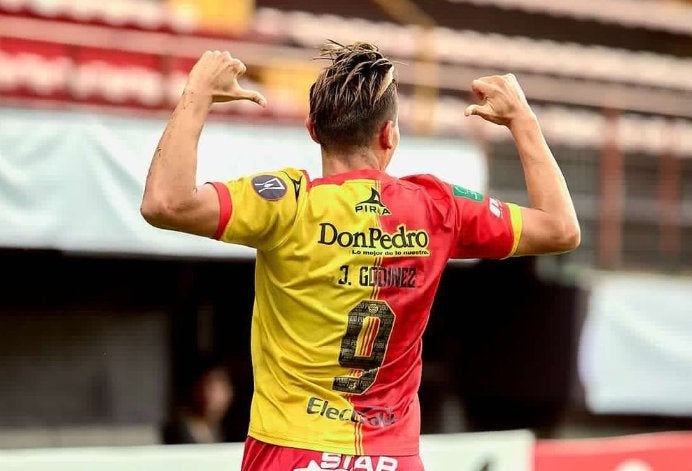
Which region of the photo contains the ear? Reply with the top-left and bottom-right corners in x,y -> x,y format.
379,120 -> 395,150
305,117 -> 320,144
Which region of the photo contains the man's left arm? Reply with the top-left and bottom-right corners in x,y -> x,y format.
450,190 -> 522,260
140,50 -> 266,237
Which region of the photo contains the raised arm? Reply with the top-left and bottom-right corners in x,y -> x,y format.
464,74 -> 580,256
140,50 -> 266,237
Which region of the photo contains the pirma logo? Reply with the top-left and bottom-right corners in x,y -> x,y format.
355,188 -> 391,216
252,175 -> 287,200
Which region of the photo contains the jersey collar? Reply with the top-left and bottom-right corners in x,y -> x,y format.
311,168 -> 390,186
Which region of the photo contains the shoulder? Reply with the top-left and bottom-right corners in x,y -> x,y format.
243,168 -> 308,186
398,173 -> 454,200
401,174 -> 488,203
274,167 -> 310,181
232,168 -> 309,202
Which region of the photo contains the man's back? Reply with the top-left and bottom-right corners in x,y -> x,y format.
140,44 -> 579,469
210,167 -> 521,455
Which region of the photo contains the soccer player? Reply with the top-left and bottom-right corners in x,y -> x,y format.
141,42 -> 579,471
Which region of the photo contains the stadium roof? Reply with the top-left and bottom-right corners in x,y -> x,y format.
257,0 -> 692,57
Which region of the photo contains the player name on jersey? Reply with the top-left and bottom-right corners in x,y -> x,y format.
338,265 -> 417,288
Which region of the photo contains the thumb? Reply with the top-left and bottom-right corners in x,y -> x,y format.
236,88 -> 267,107
470,78 -> 493,98
464,104 -> 487,117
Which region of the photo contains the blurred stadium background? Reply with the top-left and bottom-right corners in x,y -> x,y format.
1,0 -> 692,469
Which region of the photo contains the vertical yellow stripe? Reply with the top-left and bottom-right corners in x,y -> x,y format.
356,319 -> 371,357
355,179 -> 384,456
346,374 -> 356,454
356,422 -> 363,455
360,317 -> 381,357
370,258 -> 380,299
505,203 -> 523,258
375,258 -> 382,299
371,181 -> 383,301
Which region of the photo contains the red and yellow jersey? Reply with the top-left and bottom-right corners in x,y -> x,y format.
209,167 -> 522,456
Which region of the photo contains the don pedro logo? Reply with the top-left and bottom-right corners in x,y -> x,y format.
355,188 -> 391,216
252,174 -> 287,200
318,223 -> 429,253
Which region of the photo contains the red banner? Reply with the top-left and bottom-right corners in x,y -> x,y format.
535,432 -> 692,471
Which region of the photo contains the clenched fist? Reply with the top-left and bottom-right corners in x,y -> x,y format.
185,50 -> 267,107
464,74 -> 534,127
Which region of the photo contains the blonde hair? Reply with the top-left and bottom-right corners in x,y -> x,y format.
309,41 -> 398,150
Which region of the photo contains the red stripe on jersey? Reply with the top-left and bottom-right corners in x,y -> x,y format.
209,181 -> 232,240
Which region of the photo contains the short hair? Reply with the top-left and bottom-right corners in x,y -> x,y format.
309,41 -> 398,151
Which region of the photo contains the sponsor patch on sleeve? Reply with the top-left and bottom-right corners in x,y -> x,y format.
252,174 -> 288,200
489,197 -> 503,217
452,184 -> 484,201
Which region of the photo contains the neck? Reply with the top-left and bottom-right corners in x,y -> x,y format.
321,147 -> 385,177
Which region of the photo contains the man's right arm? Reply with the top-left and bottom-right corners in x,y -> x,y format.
140,50 -> 266,238
464,74 -> 580,256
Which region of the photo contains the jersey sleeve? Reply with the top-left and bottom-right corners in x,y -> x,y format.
208,168 -> 304,251
448,184 -> 523,260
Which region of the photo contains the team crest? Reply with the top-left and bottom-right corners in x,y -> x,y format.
252,175 -> 288,200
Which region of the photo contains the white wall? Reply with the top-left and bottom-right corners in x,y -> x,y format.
578,270 -> 692,416
0,106 -> 487,259
0,430 -> 534,471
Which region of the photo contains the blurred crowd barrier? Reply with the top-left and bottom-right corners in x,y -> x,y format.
0,430 -> 532,471
534,432 -> 692,471
2,429 -> 692,471
2,0 -> 692,149
2,0 -> 691,271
